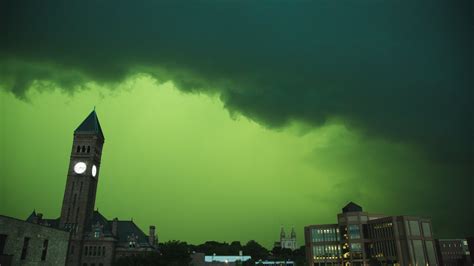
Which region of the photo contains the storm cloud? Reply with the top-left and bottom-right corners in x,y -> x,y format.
1,0 -> 472,166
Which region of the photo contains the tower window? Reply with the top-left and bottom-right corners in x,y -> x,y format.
87,146 -> 90,153
75,208 -> 80,223
84,246 -> 88,256
77,146 -> 81,153
73,194 -> 77,206
82,146 -> 86,152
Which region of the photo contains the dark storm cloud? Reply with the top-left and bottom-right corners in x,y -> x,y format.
1,0 -> 472,164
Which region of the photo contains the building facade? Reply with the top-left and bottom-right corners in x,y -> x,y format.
26,110 -> 158,266
435,239 -> 472,266
275,227 -> 298,251
304,202 -> 438,266
0,215 -> 70,266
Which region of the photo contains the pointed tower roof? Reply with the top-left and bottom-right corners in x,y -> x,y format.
75,110 -> 104,139
280,227 -> 286,238
342,201 -> 363,213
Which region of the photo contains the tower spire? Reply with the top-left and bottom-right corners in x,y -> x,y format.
75,110 -> 104,139
280,227 -> 286,239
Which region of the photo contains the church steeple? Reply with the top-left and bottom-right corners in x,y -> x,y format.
280,227 -> 286,238
290,227 -> 296,239
75,110 -> 104,139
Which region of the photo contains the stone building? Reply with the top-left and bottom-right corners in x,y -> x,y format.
0,215 -> 70,266
27,110 -> 158,266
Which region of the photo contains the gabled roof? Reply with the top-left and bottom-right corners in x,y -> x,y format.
342,202 -> 363,213
91,210 -> 112,235
115,220 -> 150,245
75,110 -> 104,139
26,210 -> 37,222
90,211 -> 153,247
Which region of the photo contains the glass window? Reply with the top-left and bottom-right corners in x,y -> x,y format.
348,216 -> 358,222
348,224 -> 361,239
425,241 -> 437,265
422,222 -> 431,237
351,243 -> 362,252
412,240 -> 426,266
409,221 -> 421,236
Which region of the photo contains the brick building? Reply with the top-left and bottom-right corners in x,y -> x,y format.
0,215 -> 70,266
27,110 -> 158,266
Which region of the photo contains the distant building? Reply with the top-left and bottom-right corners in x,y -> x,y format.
304,202 -> 438,266
23,110 -> 158,266
0,215 -> 70,266
256,260 -> 295,265
467,237 -> 474,263
435,239 -> 472,266
274,227 -> 298,251
190,252 -> 251,265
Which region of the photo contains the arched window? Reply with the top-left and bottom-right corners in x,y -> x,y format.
102,246 -> 105,256
84,246 -> 88,256
82,146 -> 86,152
87,146 -> 90,153
77,146 -> 81,153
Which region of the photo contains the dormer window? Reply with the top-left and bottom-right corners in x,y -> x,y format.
92,222 -> 103,238
127,234 -> 139,248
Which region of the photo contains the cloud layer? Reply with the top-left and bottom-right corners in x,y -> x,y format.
1,0 -> 472,166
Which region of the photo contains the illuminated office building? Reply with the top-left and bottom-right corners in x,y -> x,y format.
304,202 -> 438,266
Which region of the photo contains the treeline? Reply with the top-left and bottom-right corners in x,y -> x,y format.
115,240 -> 306,265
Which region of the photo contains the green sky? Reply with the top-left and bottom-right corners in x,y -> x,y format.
0,74 -> 470,247
0,0 -> 472,248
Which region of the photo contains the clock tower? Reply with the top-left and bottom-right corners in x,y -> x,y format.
59,110 -> 105,264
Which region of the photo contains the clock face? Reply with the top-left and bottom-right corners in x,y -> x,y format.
73,162 -> 87,174
92,165 -> 97,177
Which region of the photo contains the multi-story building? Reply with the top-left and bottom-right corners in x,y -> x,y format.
25,110 -> 158,266
304,202 -> 438,266
435,239 -> 472,266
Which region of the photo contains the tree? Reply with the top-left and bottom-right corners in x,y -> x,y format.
243,240 -> 269,261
